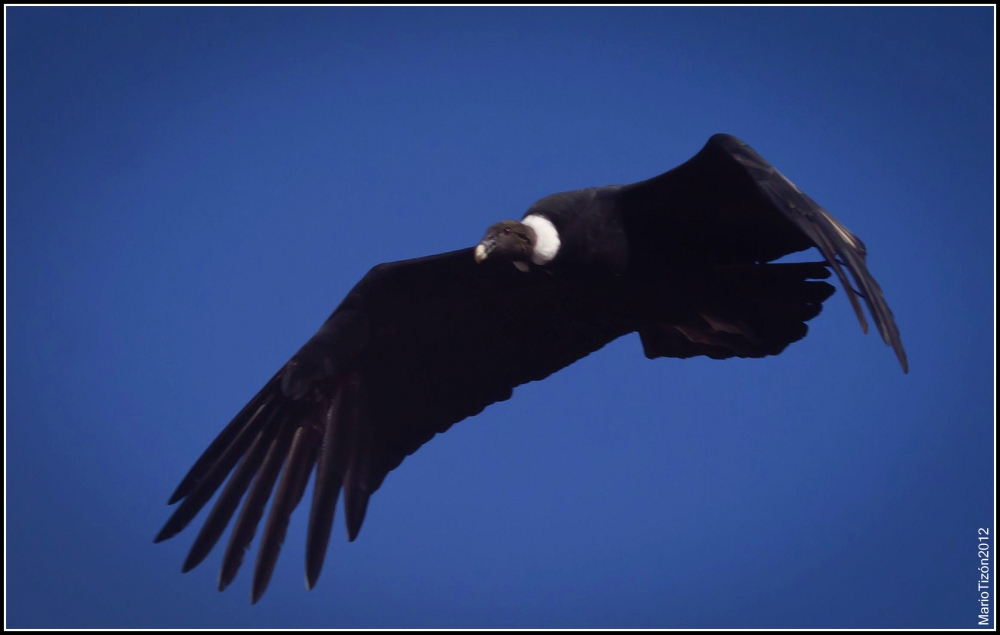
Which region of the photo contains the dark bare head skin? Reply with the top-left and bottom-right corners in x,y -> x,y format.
475,220 -> 537,265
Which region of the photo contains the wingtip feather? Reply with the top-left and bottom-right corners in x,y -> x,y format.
217,413 -> 299,593
250,424 -> 321,604
344,486 -> 370,542
305,389 -> 349,590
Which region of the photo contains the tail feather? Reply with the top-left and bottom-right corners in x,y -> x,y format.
641,262 -> 835,361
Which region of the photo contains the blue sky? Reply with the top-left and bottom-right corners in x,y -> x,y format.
6,7 -> 994,629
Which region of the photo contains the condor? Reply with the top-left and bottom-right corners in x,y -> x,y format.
156,133 -> 907,602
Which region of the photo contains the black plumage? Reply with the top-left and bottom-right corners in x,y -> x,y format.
155,133 -> 907,601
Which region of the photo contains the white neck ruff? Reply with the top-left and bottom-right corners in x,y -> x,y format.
522,215 -> 561,265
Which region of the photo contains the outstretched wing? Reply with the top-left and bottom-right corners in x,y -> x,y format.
155,248 -> 634,602
615,133 -> 907,372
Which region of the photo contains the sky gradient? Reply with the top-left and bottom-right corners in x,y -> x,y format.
6,7 -> 994,629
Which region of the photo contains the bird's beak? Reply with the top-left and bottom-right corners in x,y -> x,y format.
474,242 -> 492,263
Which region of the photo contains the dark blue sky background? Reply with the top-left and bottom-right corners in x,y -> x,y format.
6,7 -> 993,629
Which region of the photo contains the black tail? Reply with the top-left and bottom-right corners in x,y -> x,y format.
639,262 -> 835,361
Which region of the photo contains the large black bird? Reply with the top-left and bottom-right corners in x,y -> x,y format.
156,134 -> 907,602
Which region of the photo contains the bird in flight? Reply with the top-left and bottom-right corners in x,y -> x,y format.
155,133 -> 907,603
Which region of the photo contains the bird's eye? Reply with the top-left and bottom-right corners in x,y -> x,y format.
503,228 -> 511,235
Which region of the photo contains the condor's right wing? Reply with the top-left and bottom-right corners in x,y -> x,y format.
155,248 -> 634,602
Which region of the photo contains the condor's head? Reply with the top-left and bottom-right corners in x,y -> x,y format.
474,215 -> 561,272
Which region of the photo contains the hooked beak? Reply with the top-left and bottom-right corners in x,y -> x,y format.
474,241 -> 493,263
